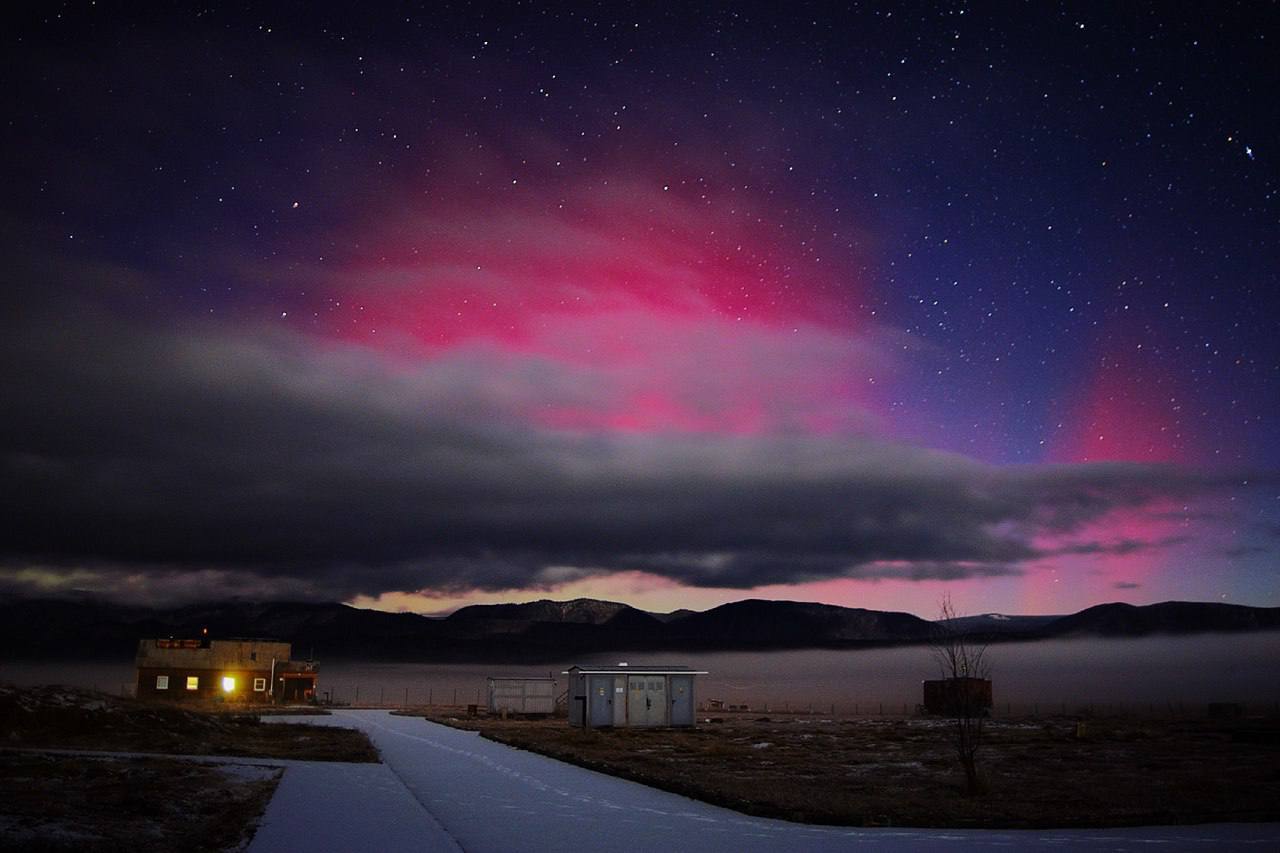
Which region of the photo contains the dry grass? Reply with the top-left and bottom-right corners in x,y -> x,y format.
426,712 -> 1280,828
0,684 -> 378,762
0,752 -> 279,852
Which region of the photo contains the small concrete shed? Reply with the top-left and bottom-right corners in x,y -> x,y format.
487,677 -> 557,715
922,677 -> 993,716
564,664 -> 707,728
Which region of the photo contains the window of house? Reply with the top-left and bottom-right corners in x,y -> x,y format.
250,651 -> 257,661
253,678 -> 266,692
186,676 -> 199,691
156,675 -> 169,690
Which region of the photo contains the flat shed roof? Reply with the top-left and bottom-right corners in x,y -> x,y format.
563,664 -> 708,675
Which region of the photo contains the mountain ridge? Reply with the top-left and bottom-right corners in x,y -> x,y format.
1,595 -> 1276,663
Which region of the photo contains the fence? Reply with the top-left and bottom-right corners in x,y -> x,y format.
96,680 -> 1279,719
695,699 -> 1280,719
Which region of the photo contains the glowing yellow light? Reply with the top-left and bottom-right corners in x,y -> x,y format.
222,676 -> 236,693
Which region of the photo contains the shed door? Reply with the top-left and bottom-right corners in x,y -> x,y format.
588,676 -> 614,727
628,676 -> 666,726
669,675 -> 694,725
627,676 -> 644,724
612,677 -> 627,726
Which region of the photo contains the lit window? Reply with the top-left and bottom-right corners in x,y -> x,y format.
253,678 -> 266,692
221,676 -> 236,693
186,676 -> 199,691
156,676 -> 169,690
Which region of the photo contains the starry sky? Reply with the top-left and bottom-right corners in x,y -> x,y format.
2,2 -> 1277,618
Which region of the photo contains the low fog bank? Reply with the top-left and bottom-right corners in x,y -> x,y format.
4,633 -> 1277,710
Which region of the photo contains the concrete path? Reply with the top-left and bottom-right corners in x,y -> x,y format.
251,710 -> 1280,852
248,755 -> 460,853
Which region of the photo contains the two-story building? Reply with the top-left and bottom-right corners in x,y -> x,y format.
134,635 -> 317,703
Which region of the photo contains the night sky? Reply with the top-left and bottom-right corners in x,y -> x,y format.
3,2 -> 1277,617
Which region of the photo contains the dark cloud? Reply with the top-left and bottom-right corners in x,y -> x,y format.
0,303 -> 1266,604
1046,537 -> 1190,558
1112,582 -> 1142,590
1222,545 -> 1271,559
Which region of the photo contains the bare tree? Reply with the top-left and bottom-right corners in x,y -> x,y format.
930,594 -> 991,795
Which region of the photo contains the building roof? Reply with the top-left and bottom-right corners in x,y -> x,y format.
563,664 -> 708,675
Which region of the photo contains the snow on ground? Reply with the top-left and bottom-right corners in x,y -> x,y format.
248,756 -> 459,853
255,710 -> 1280,852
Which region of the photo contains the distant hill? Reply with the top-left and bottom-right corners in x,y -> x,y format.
448,598 -> 635,625
1042,601 -> 1280,637
664,599 -> 935,648
940,613 -> 1065,637
1,595 -> 1277,663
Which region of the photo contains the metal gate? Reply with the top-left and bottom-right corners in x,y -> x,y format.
627,675 -> 667,726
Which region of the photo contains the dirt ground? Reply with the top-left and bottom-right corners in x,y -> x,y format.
0,684 -> 378,851
0,753 -> 278,853
426,711 -> 1280,828
0,684 -> 378,762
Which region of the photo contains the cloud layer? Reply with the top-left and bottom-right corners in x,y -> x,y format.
0,301 -> 1247,604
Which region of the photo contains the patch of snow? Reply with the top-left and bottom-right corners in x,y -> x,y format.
216,763 -> 281,783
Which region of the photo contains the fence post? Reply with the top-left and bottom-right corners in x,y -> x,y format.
405,687 -> 409,707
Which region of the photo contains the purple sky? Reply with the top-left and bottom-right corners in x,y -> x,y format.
2,3 -> 1277,617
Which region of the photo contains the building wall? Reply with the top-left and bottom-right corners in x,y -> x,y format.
135,639 -> 298,703
135,639 -> 292,669
136,666 -> 275,702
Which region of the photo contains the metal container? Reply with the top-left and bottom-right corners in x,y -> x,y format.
487,677 -> 557,715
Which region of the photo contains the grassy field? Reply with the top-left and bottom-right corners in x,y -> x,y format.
424,711 -> 1280,828
0,684 -> 377,851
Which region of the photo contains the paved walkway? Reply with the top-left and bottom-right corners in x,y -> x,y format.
249,710 -> 1280,852
248,754 -> 459,852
